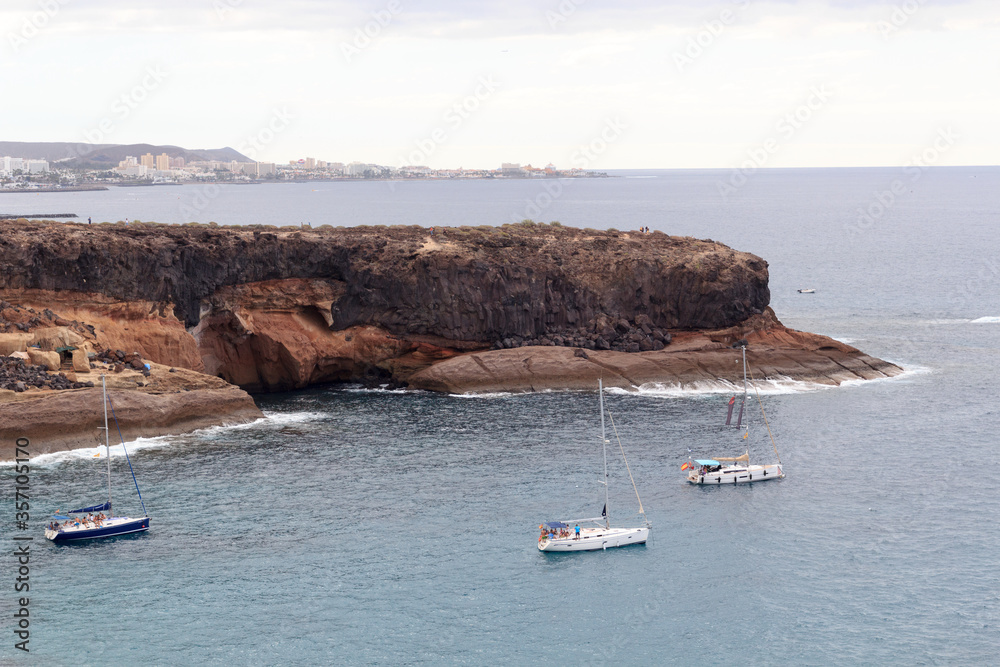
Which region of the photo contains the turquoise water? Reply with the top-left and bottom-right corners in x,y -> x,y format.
4,167 -> 1000,664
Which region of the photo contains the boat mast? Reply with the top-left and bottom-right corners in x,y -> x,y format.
599,379 -> 610,529
103,375 -> 112,512
741,345 -> 749,440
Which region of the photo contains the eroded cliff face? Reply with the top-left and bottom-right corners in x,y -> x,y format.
0,219 -> 899,395
0,362 -> 263,459
325,231 -> 769,340
0,221 -> 769,331
0,220 -> 777,391
0,288 -> 202,370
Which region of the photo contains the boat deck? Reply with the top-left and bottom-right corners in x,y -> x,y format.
687,463 -> 783,485
45,516 -> 150,542
538,526 -> 649,552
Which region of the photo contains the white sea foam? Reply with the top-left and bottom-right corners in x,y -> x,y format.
831,364 -> 931,393
970,316 -> 1000,324
1,411 -> 324,466
446,368 -> 928,400
628,376 -> 831,396
920,318 -> 980,325
20,435 -> 180,467
340,384 -> 427,395
449,391 -> 519,399
259,410 -> 326,425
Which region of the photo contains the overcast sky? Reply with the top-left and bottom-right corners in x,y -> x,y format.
2,0 -> 997,169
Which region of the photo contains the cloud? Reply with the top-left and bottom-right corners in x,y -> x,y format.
2,0 -> 999,169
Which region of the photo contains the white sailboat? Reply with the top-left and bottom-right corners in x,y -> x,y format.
684,345 -> 784,485
538,380 -> 650,552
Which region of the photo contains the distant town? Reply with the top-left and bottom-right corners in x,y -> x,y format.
0,152 -> 608,191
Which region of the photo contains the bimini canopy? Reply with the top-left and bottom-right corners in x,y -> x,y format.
69,502 -> 111,514
694,460 -> 720,466
544,521 -> 569,529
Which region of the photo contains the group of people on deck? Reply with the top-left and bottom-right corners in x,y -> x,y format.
539,524 -> 582,541
48,512 -> 108,531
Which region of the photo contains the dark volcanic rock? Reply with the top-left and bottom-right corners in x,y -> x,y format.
0,356 -> 94,392
0,221 -> 769,344
0,221 -> 907,395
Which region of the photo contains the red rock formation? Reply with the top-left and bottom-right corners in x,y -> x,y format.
0,220 -> 901,394
0,288 -> 202,369
0,361 -> 263,459
406,310 -> 901,393
0,385 -> 262,459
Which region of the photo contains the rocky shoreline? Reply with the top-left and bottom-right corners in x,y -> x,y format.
0,359 -> 262,460
407,310 -> 902,393
0,219 -> 902,457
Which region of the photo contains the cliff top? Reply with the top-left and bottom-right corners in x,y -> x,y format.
0,218 -> 770,341
0,216 -> 742,259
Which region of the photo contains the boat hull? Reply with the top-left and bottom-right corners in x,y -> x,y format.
538,526 -> 649,552
687,463 -> 783,485
45,516 -> 150,542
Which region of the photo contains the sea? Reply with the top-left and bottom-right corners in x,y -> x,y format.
3,167 -> 999,665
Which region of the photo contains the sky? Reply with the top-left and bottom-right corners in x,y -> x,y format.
1,0 -> 997,169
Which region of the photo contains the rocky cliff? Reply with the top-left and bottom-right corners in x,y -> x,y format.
0,219 -> 899,396
0,358 -> 263,460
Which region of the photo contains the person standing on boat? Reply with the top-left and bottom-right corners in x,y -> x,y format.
574,524 -> 580,540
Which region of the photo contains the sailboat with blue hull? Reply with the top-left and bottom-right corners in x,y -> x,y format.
45,376 -> 150,542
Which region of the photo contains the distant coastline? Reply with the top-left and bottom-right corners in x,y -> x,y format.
0,212 -> 76,219
0,185 -> 107,193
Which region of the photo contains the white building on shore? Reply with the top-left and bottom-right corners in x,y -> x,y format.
1,156 -> 25,175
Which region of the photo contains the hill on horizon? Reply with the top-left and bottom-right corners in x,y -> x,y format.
0,142 -> 251,168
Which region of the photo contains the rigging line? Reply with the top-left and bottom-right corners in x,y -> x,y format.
606,410 -> 648,524
106,392 -> 148,517
746,363 -> 781,465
